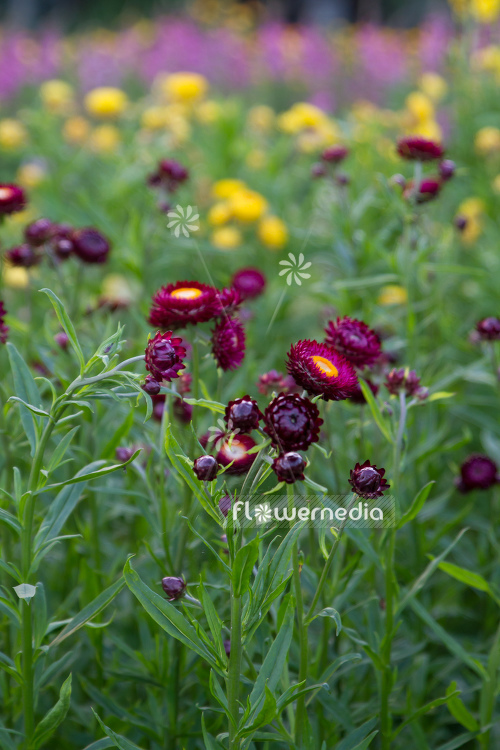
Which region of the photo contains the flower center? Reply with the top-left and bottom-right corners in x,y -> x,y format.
171,287 -> 203,300
222,438 -> 246,460
0,187 -> 13,200
311,355 -> 338,378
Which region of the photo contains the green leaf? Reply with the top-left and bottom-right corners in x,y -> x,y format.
50,577 -> 125,647
123,559 -> 225,675
183,397 -> 226,413
398,481 -> 434,529
240,684 -> 277,737
198,580 -> 226,661
32,673 -> 72,749
392,689 -> 461,739
248,598 -> 294,719
428,391 -> 455,402
46,426 -> 79,474
38,452 -> 141,494
336,719 -> 378,750
6,342 -> 42,456
7,397 -> 50,418
316,607 -> 342,635
437,562 -> 492,595
232,538 -> 260,597
201,714 -> 225,750
41,289 -> 85,374
92,711 -> 145,750
359,378 -> 393,444
0,509 -> 21,534
446,681 -> 479,732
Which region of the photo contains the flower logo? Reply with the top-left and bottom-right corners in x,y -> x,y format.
278,253 -> 312,286
254,503 -> 273,525
167,205 -> 200,238
207,418 -> 240,452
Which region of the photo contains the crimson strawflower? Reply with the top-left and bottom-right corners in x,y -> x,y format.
0,184 -> 25,215
257,370 -> 299,396
349,460 -> 389,498
456,455 -> 499,493
325,316 -> 381,368
211,316 -> 245,371
145,331 -> 186,382
72,228 -> 110,263
385,368 -> 428,400
397,136 -> 444,161
224,396 -> 262,433
231,268 -> 266,300
161,576 -> 186,601
193,455 -> 219,481
216,434 -> 256,475
264,393 -> 322,452
322,145 -> 349,163
439,159 -> 456,180
0,301 -> 8,344
149,159 -> 189,192
272,452 -> 306,484
142,375 -> 162,396
476,317 -> 500,341
5,244 -> 41,268
286,339 -> 358,401
25,218 -> 53,246
219,495 -> 232,517
149,281 -> 219,329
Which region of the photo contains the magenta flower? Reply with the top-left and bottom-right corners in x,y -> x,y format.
325,316 -> 381,368
397,136 -> 444,162
149,281 -> 219,329
286,339 -> 358,401
145,331 -> 186,382
211,316 -> 245,371
349,460 -> 389,498
264,393 -> 322,452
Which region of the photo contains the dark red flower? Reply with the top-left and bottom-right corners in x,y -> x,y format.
211,316 -> 245,371
193,454 -> 219,481
216,287 -> 242,316
219,495 -> 232,517
161,576 -> 186,601
0,184 -> 26,215
349,378 -> 379,404
72,228 -> 110,263
311,162 -> 327,178
272,452 -> 306,484
322,145 -> 349,163
24,218 -> 53,246
225,396 -> 262,433
476,317 -> 500,341
5,244 -> 41,268
456,454 -> 499,493
0,301 -> 8,344
349,460 -> 389,498
264,393 -> 322,452
52,237 -> 74,260
385,368 -> 428,399
149,159 -> 189,192
216,434 -> 256,475
396,136 -> 444,162
142,375 -> 162,396
286,339 -> 358,401
257,370 -> 299,396
54,331 -> 69,350
439,159 -> 456,180
231,268 -> 266,300
145,331 -> 186,382
149,281 -> 219,329
325,316 -> 381,368
116,446 -> 134,462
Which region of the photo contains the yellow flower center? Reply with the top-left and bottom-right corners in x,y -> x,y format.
170,287 -> 203,300
0,187 -> 13,200
223,438 -> 246,460
311,355 -> 338,378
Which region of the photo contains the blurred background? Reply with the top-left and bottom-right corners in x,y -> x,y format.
0,0 -> 449,30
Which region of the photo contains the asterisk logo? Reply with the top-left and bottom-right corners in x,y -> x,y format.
167,205 -> 200,238
207,418 -> 240,452
278,252 -> 312,286
254,503 -> 272,525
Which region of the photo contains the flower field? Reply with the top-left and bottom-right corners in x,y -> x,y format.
1,3 -> 500,749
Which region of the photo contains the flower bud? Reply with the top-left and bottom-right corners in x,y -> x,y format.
193,455 -> 219,481
161,576 -> 186,601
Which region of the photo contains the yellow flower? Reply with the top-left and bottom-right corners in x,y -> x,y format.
84,87 -> 128,119
208,202 -> 233,226
461,216 -> 482,244
473,45 -> 500,76
458,197 -> 485,217
246,149 -> 267,170
471,0 -> 500,22
161,72 -> 208,103
278,102 -> 331,134
418,72 -> 448,102
492,174 -> 500,193
247,105 -> 275,133
141,106 -> 168,130
195,100 -> 220,124
257,216 -> 288,249
89,124 -> 121,153
212,179 -> 247,199
63,116 -> 90,145
406,92 -> 434,122
409,119 -> 442,142
3,266 -> 29,289
378,285 -> 408,306
101,274 -> 138,306
230,190 -> 268,222
16,162 -> 46,188
211,226 -> 242,250
0,119 -> 27,150
40,79 -> 74,114
475,126 -> 500,154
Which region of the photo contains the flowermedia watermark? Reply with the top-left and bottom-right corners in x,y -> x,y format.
228,494 -> 395,529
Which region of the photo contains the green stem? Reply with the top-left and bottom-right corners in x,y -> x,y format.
479,622 -> 500,749
228,547 -> 243,749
